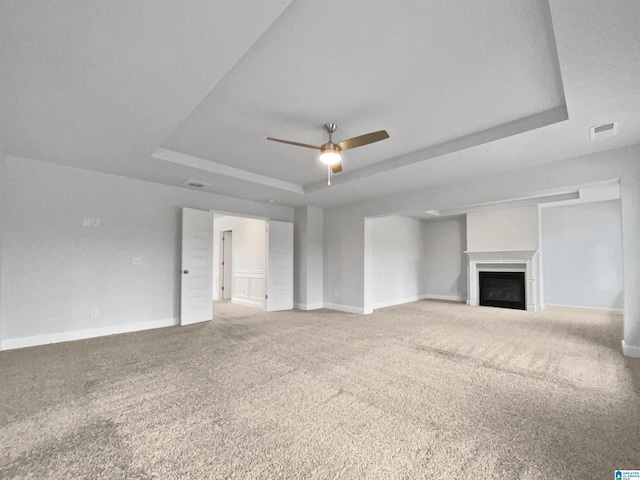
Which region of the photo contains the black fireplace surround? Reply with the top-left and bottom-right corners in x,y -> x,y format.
478,271 -> 526,310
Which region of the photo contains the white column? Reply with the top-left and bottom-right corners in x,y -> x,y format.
621,171 -> 640,357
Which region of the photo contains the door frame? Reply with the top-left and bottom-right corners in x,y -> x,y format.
211,211 -> 270,311
219,230 -> 232,300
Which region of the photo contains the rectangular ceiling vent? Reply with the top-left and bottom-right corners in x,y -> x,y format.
590,122 -> 618,141
181,179 -> 211,189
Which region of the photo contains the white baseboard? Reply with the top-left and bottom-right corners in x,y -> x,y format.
372,294 -> 465,311
231,297 -> 264,309
294,302 -> 324,311
545,303 -> 623,315
424,294 -> 466,302
372,295 -> 427,311
0,317 -> 178,351
323,302 -> 367,314
300,295 -> 468,314
622,340 -> 640,358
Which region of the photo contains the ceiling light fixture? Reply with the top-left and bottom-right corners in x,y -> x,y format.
319,123 -> 342,165
319,147 -> 342,165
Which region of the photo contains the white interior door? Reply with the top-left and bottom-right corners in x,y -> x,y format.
222,230 -> 232,300
180,207 -> 214,325
266,220 -> 294,312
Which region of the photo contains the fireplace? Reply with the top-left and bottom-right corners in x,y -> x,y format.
479,271 -> 526,310
465,250 -> 541,311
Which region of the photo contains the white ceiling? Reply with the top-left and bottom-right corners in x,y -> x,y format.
1,0 -> 639,208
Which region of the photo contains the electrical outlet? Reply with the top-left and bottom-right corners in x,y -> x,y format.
132,257 -> 142,265
91,218 -> 100,227
333,292 -> 338,298
90,307 -> 99,318
557,291 -> 563,298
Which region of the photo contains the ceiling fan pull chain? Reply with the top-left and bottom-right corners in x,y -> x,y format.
327,164 -> 331,185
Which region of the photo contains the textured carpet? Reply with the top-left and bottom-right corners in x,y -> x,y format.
1,300 -> 639,479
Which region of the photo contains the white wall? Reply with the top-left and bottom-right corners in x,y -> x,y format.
0,156 -> 292,350
231,219 -> 266,308
294,206 -> 323,310
423,216 -> 467,301
542,200 -> 623,310
467,205 -> 538,252
369,216 -> 427,310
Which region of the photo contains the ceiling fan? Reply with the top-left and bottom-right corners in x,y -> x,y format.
267,123 -> 389,184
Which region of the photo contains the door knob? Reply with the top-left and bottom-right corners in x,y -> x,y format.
183,270 -> 189,274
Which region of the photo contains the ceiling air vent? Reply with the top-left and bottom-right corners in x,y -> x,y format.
181,179 -> 211,189
590,122 -> 618,141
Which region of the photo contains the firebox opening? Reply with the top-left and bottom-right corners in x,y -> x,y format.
479,271 -> 526,310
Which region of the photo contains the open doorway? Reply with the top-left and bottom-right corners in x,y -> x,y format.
213,213 -> 268,310
180,208 -> 293,326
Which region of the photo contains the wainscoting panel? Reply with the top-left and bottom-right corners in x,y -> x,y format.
232,269 -> 265,308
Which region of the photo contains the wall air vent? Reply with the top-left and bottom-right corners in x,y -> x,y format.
181,179 -> 211,188
590,122 -> 618,141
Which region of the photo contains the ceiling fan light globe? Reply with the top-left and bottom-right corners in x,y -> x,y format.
319,150 -> 341,165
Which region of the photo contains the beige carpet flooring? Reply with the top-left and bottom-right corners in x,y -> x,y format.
1,300 -> 639,479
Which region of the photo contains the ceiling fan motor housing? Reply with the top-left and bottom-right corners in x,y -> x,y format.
319,141 -> 341,165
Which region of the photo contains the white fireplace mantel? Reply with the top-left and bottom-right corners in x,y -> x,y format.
465,250 -> 542,311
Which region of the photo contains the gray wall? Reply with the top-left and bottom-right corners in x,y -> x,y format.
294,206 -> 307,308
541,200 -> 623,310
294,206 -> 323,309
423,216 -> 467,301
324,208 -> 365,312
306,206 -> 324,308
0,156 -> 292,348
369,216 -> 427,309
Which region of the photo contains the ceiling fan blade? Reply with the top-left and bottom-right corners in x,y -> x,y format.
337,130 -> 389,151
331,162 -> 342,174
267,137 -> 321,150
